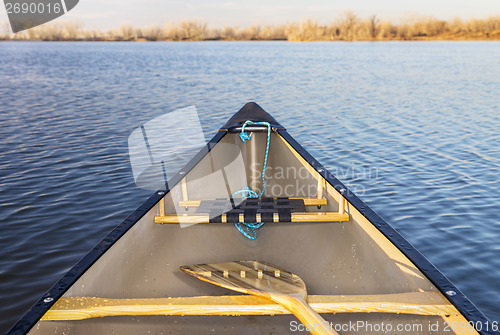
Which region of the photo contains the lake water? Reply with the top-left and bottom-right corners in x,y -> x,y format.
0,41 -> 499,332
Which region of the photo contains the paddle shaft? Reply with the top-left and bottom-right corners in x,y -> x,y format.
271,294 -> 338,335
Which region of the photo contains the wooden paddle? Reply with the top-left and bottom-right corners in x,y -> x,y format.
180,260 -> 338,335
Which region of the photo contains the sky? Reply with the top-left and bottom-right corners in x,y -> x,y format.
2,0 -> 500,31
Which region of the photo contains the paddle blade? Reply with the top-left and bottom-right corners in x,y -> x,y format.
180,260 -> 306,297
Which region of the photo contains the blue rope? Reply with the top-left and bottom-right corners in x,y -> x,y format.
232,121 -> 271,239
231,186 -> 258,199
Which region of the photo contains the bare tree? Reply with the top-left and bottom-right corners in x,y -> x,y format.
64,21 -> 83,40
2,14 -> 499,41
369,15 -> 379,39
119,25 -> 136,40
180,20 -> 207,41
337,11 -> 358,41
221,26 -> 236,40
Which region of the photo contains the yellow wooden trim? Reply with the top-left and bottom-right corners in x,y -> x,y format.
181,178 -> 188,201
338,193 -> 345,215
154,212 -> 349,224
158,197 -> 165,216
317,173 -> 324,200
302,198 -> 327,206
41,292 -> 460,321
441,314 -> 481,335
178,198 -> 328,208
290,212 -> 349,222
178,200 -> 202,207
156,215 -> 208,224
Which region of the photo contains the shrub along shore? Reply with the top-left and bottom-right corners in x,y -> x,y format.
2,12 -> 500,41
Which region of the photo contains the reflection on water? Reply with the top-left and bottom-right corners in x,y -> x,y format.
0,41 -> 499,331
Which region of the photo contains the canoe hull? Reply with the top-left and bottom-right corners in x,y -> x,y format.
9,103 -> 496,335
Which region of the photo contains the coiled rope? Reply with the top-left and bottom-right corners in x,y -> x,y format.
231,121 -> 271,239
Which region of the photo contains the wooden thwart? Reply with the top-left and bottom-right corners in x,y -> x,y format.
155,212 -> 349,224
42,292 -> 459,321
178,197 -> 328,207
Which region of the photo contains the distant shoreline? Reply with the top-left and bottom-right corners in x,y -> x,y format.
2,12 -> 500,42
2,35 -> 500,42
2,38 -> 500,42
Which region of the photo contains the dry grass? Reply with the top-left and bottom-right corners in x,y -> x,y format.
1,14 -> 500,41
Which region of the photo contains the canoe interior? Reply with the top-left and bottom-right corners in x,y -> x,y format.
26,131 -> 477,335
